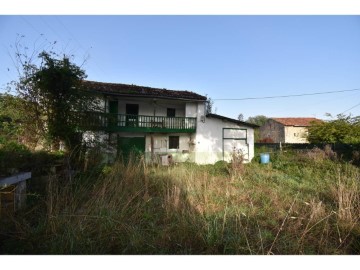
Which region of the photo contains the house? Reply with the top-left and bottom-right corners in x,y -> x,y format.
259,117 -> 321,144
82,81 -> 257,164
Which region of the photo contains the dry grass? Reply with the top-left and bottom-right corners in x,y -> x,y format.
1,151 -> 360,254
337,174 -> 359,222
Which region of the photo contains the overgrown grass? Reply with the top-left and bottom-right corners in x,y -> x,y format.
1,148 -> 360,254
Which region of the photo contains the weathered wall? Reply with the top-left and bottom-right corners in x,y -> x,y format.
259,119 -> 285,143
94,97 -> 255,165
185,102 -> 198,118
144,133 -> 195,163
194,117 -> 255,164
284,126 -> 309,143
259,119 -> 310,143
109,97 -> 186,117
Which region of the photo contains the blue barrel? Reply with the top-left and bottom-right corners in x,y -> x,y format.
260,153 -> 270,164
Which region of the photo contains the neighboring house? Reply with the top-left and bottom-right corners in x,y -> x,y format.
83,80 -> 257,164
259,118 -> 321,144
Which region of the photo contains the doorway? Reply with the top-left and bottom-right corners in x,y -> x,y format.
108,100 -> 118,128
126,104 -> 139,127
117,136 -> 145,159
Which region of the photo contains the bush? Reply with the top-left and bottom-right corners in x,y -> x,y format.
0,140 -> 63,176
0,141 -> 31,176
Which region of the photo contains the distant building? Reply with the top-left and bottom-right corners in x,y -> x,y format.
259,118 -> 321,144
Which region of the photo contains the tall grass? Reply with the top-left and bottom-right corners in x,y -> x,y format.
1,148 -> 360,254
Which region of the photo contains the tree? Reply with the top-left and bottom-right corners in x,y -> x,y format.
237,113 -> 244,121
0,94 -> 25,143
15,51 -> 100,152
205,96 -> 214,115
308,114 -> 360,144
246,115 -> 268,142
247,115 -> 268,126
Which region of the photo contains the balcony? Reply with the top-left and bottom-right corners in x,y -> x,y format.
83,112 -> 197,133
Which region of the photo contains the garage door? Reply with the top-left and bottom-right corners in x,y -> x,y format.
223,128 -> 249,162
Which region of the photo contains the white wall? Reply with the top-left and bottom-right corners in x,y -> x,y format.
83,131 -> 108,146
185,102 -> 197,118
83,131 -> 117,163
194,117 -> 255,164
99,98 -> 257,165
114,114 -> 255,165
109,97 -> 186,117
144,133 -> 195,163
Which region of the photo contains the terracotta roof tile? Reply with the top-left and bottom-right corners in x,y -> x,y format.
83,80 -> 207,101
272,117 -> 321,126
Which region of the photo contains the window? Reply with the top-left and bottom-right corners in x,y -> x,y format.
169,136 -> 179,149
167,108 -> 176,117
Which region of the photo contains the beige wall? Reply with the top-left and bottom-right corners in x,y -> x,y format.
284,126 -> 309,143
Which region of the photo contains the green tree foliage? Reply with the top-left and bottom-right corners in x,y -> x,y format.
308,114 -> 360,144
205,96 -> 214,115
247,115 -> 268,126
246,115 -> 268,142
0,93 -> 40,147
237,113 -> 244,121
0,94 -> 21,142
15,51 -> 100,151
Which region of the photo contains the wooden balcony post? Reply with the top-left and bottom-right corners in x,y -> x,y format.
151,135 -> 155,161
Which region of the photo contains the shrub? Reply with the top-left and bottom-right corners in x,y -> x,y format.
0,140 -> 63,176
0,141 -> 31,175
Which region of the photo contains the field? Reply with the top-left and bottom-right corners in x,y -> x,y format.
1,147 -> 360,254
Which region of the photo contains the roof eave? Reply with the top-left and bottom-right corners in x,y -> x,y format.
94,91 -> 207,102
207,113 -> 259,128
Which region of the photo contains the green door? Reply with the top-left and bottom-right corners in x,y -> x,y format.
118,137 -> 145,159
108,100 -> 118,129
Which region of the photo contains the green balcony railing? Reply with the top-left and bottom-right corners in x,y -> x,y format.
83,112 -> 197,133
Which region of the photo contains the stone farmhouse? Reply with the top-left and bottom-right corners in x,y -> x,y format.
259,117 -> 321,144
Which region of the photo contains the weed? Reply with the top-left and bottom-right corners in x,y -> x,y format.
1,150 -> 360,254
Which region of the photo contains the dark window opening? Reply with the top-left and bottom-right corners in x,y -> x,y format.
169,136 -> 179,149
109,100 -> 118,114
126,104 -> 139,115
126,104 -> 139,127
167,108 -> 176,117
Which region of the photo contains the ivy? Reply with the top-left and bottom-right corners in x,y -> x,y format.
15,51 -> 100,152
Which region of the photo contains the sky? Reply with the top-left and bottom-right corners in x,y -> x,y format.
1,6 -> 360,121
1,1 -> 359,269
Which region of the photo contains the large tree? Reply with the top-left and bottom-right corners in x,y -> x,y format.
15,51 -> 100,152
